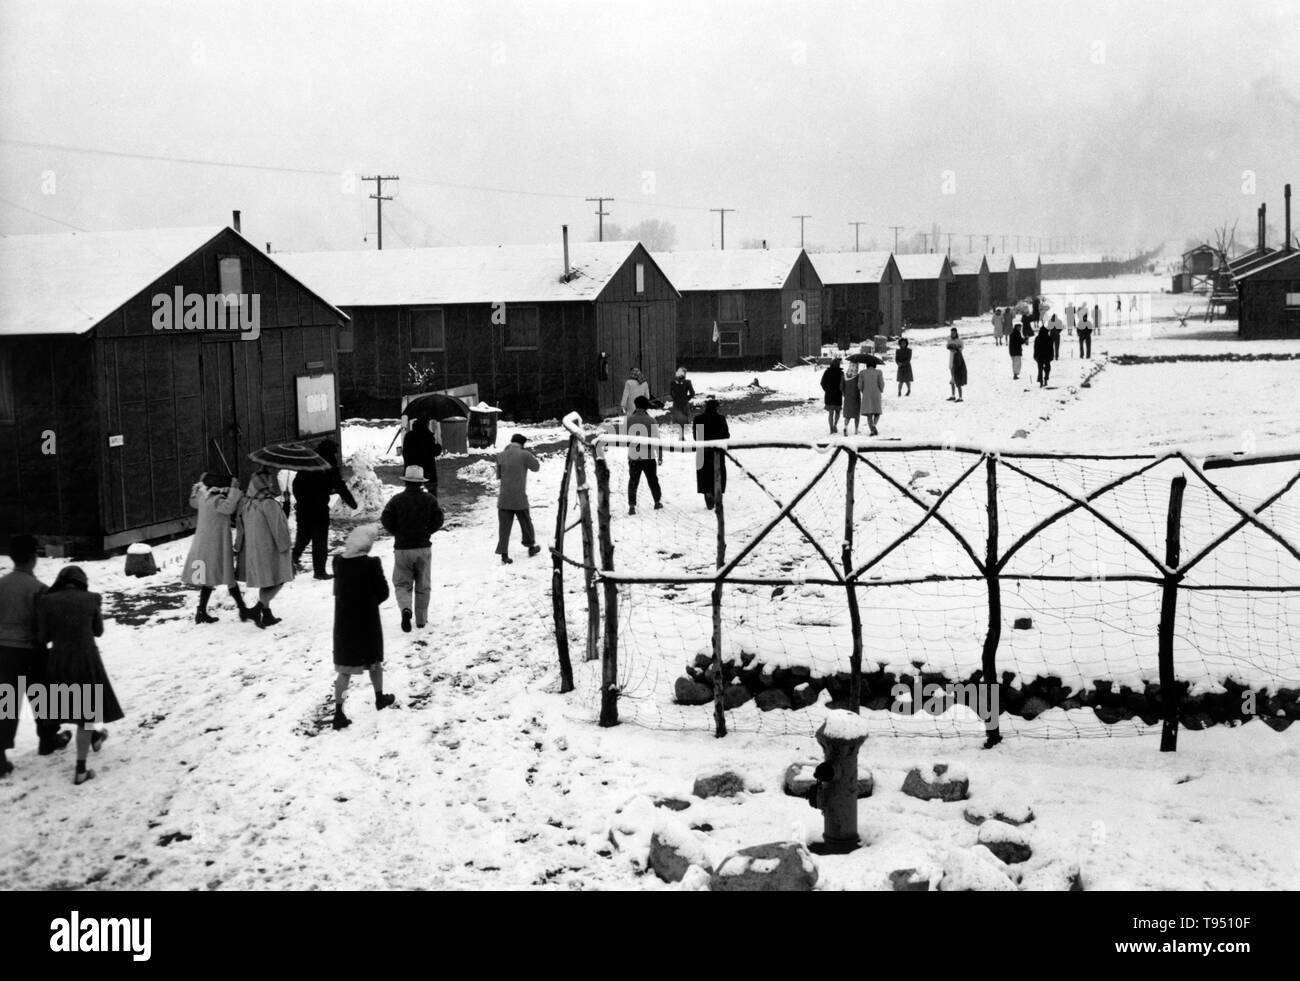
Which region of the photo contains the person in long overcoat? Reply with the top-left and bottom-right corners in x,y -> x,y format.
36,566 -> 123,785
1033,322 -> 1055,387
183,473 -> 253,624
946,328 -> 967,401
330,524 -> 394,730
840,363 -> 863,435
1008,318 -> 1026,380
894,338 -> 914,396
992,308 -> 1004,346
236,468 -> 294,627
293,438 -> 358,579
820,360 -> 844,434
620,368 -> 650,416
859,363 -> 885,436
401,421 -> 442,493
693,397 -> 729,510
495,434 -> 541,563
668,367 -> 696,439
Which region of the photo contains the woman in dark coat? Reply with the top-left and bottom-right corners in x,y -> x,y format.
331,524 -> 394,730
1033,323 -> 1055,387
668,367 -> 696,439
693,397 -> 730,510
37,566 -> 123,785
894,338 -> 913,396
819,360 -> 843,434
946,328 -> 967,401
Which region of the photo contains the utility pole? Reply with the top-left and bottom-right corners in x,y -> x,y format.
793,215 -> 811,248
921,232 -> 929,253
1000,234 -> 1007,253
710,208 -> 734,249
946,232 -> 954,255
890,225 -> 904,253
984,234 -> 991,253
362,175 -> 399,250
586,197 -> 612,241
849,221 -> 867,251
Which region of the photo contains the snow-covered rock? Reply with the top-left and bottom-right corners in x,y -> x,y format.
902,763 -> 970,802
976,820 -> 1033,864
648,817 -> 714,883
963,798 -> 1035,827
692,770 -> 754,799
937,846 -> 1017,891
710,842 -> 819,892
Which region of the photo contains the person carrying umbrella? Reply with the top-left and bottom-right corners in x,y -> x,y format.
290,439 -> 357,580
402,420 -> 443,493
184,472 -> 254,623
379,465 -> 444,632
236,467 -> 295,627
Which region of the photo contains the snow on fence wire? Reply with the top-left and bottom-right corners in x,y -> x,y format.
549,412 -> 1300,750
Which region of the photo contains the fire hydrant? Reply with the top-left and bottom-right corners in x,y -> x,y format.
807,712 -> 869,855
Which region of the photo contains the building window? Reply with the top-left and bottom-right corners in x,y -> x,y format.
0,348 -> 13,423
635,263 -> 646,294
411,308 -> 445,351
718,292 -> 744,323
718,329 -> 742,358
503,306 -> 539,350
338,326 -> 355,354
1286,281 -> 1300,308
218,256 -> 243,298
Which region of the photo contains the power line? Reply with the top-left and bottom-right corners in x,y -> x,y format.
0,195 -> 88,232
362,175 -> 398,250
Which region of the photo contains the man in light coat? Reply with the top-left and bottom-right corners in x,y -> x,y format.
496,433 -> 541,564
620,368 -> 651,416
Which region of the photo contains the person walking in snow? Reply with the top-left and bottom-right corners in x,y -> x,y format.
1007,318 -> 1026,380
841,362 -> 863,435
184,472 -> 254,624
36,566 -> 123,786
380,465 -> 443,631
694,397 -> 729,509
625,396 -> 663,514
668,367 -> 696,440
235,468 -> 295,628
1048,314 -> 1064,360
1077,311 -> 1094,358
330,524 -> 394,730
1002,306 -> 1014,343
859,361 -> 885,435
820,359 -> 844,434
1031,295 -> 1041,329
291,439 -> 358,580
1033,321 -> 1055,387
402,420 -> 442,495
946,328 -> 967,401
894,338 -> 913,396
494,433 -> 541,564
992,308 -> 1004,346
620,368 -> 650,416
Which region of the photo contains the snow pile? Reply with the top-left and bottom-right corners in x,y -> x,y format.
821,709 -> 871,741
938,846 -> 1017,891
335,445 -> 388,517
458,459 -> 499,489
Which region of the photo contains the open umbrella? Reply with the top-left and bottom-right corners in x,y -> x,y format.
248,442 -> 331,472
403,392 -> 470,422
847,352 -> 883,366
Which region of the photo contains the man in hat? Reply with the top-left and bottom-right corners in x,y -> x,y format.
380,466 -> 444,633
495,433 -> 541,564
625,395 -> 663,515
0,534 -> 69,777
291,438 -> 357,580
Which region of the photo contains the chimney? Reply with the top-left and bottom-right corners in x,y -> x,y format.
561,225 -> 571,281
232,210 -> 241,233
1259,202 -> 1265,252
1286,184 -> 1293,252
266,242 -> 272,254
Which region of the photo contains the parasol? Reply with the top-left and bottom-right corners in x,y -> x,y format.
846,352 -> 883,366
403,392 -> 470,421
248,442 -> 331,472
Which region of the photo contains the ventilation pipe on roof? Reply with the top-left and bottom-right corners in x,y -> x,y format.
1259,203 -> 1265,252
266,242 -> 272,254
1286,184 -> 1293,253
562,225 -> 571,282
233,210 -> 241,233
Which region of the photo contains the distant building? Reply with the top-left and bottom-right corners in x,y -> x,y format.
895,253 -> 956,327
946,254 -> 991,318
985,253 -> 1018,306
1235,249 -> 1300,339
1012,253 -> 1042,298
653,248 -> 822,369
0,224 -> 346,555
280,239 -> 677,419
1041,253 -> 1115,279
809,251 -> 904,344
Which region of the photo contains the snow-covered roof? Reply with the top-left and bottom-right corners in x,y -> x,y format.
894,253 -> 953,282
948,254 -> 989,277
1012,253 -> 1041,269
0,226 -> 228,336
985,254 -> 1015,274
277,240 -> 652,306
808,250 -> 894,286
1232,249 -> 1300,282
651,248 -> 807,292
1042,252 -> 1111,265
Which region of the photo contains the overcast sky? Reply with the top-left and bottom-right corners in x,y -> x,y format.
1,0 -> 1296,256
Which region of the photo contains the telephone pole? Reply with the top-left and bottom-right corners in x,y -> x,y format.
967,234 -> 974,252
849,221 -> 867,251
984,234 -> 991,253
586,197 -> 612,241
710,208 -> 734,249
793,215 -> 811,248
362,175 -> 399,250
1000,234 -> 1007,253
890,225 -> 904,252
921,232 -> 929,253
946,232 -> 954,255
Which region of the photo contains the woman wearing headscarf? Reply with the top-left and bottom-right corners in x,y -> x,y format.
668,367 -> 696,440
819,359 -> 844,434
37,566 -> 123,785
620,368 -> 650,416
693,397 -> 730,510
330,524 -> 394,730
840,362 -> 863,435
183,472 -> 253,624
235,467 -> 294,628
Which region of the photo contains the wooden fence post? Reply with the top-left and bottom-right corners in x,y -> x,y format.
551,437 -> 575,694
842,450 -> 863,712
1159,474 -> 1187,752
574,444 -> 601,662
594,446 -> 619,727
981,454 -> 1002,748
711,446 -> 728,738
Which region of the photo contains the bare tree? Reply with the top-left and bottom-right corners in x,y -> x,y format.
591,219 -> 677,251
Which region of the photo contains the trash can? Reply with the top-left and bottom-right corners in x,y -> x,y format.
439,416 -> 469,455
873,334 -> 888,354
468,404 -> 502,449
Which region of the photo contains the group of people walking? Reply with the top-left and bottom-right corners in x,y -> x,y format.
819,358 -> 886,436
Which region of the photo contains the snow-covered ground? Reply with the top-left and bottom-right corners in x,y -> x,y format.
2,274 -> 1299,891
